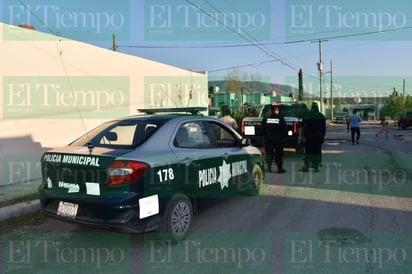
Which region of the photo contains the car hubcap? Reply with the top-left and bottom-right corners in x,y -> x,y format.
171,202 -> 191,235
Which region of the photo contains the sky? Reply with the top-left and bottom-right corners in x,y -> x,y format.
2,0 -> 412,98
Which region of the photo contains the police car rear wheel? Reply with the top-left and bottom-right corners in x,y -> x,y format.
162,194 -> 193,241
247,165 -> 263,196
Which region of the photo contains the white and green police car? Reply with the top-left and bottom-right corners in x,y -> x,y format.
39,108 -> 264,240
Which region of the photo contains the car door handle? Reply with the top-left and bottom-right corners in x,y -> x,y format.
181,157 -> 193,166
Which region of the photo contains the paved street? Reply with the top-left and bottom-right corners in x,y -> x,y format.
1,122 -> 412,273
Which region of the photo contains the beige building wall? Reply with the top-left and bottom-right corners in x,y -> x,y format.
0,23 -> 208,186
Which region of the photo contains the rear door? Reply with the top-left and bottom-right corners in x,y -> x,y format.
170,121 -> 221,202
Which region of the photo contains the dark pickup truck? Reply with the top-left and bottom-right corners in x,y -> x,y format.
399,111 -> 412,130
241,103 -> 307,153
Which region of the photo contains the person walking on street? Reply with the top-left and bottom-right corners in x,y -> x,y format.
262,105 -> 287,173
348,110 -> 362,145
376,118 -> 389,137
300,102 -> 326,172
345,117 -> 350,133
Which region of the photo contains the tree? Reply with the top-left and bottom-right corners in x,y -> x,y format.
225,68 -> 249,94
380,88 -> 412,119
249,72 -> 262,93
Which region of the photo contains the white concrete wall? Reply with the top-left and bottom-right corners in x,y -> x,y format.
0,23 -> 208,186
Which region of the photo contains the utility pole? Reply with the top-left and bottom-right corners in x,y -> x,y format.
330,60 -> 333,120
314,39 -> 329,113
318,40 -> 323,113
403,78 -> 406,106
403,78 -> 406,97
241,87 -> 244,113
298,69 -> 304,101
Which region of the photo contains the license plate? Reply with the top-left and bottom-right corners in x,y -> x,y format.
244,126 -> 255,135
57,201 -> 78,219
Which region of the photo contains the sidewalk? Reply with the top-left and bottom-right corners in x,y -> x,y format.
0,200 -> 40,222
0,179 -> 41,222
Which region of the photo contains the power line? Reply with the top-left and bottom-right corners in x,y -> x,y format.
117,24 -> 412,49
184,0 -> 300,72
284,25 -> 412,44
116,23 -> 412,80
208,60 -> 279,72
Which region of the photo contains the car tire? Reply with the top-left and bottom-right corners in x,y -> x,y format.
401,121 -> 406,130
160,193 -> 193,241
246,164 -> 263,196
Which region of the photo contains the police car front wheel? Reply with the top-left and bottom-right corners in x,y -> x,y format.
246,165 -> 263,196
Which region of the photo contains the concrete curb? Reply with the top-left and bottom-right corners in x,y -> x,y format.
0,200 -> 40,222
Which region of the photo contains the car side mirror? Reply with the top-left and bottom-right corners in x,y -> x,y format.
241,138 -> 251,146
105,132 -> 118,141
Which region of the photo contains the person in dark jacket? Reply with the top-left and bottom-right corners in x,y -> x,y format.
262,105 -> 287,173
301,102 -> 326,172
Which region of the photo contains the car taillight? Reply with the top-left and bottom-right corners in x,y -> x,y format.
107,160 -> 148,186
241,121 -> 245,134
293,121 -> 299,134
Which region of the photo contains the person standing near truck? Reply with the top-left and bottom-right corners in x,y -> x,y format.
220,109 -> 238,130
300,102 -> 326,172
262,105 -> 287,173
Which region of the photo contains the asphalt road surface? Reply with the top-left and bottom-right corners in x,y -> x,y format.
1,122 -> 412,274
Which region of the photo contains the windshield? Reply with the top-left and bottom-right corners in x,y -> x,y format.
70,119 -> 160,148
261,104 -> 307,118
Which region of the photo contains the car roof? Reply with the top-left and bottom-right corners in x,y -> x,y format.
137,107 -> 207,115
124,114 -> 194,121
114,113 -> 208,123
103,113 -> 226,132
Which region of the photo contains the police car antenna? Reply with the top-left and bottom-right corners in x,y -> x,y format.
18,1 -> 93,144
58,55 -> 92,143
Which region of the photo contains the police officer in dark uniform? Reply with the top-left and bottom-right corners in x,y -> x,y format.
262,105 -> 287,173
301,102 -> 326,172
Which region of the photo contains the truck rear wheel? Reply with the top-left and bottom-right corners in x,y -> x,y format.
400,121 -> 406,130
